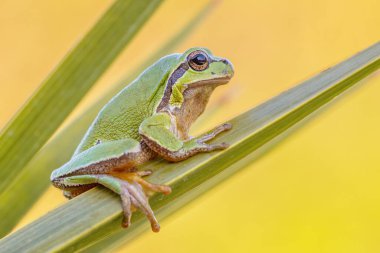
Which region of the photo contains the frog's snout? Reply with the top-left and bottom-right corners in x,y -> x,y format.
221,58 -> 234,79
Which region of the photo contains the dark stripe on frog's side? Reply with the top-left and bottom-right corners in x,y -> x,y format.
156,62 -> 189,112
156,58 -> 226,112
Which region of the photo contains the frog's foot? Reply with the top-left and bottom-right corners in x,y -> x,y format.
61,173 -> 170,232
118,171 -> 171,232
196,123 -> 232,147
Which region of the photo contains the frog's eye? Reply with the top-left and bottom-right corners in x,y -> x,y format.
188,50 -> 209,71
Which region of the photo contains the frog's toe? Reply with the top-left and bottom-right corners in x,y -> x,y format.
118,172 -> 171,232
136,169 -> 153,177
210,142 -> 230,150
197,122 -> 232,143
120,180 -> 161,232
120,184 -> 132,228
126,171 -> 171,195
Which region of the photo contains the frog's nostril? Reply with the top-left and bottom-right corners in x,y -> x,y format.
221,59 -> 229,65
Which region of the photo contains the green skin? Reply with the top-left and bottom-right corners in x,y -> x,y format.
51,47 -> 234,232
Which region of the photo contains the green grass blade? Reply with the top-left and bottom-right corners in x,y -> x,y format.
0,0 -> 163,194
1,42 -> 379,253
0,1 -> 215,238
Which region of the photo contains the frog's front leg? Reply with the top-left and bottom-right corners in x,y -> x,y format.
51,139 -> 170,232
139,113 -> 231,162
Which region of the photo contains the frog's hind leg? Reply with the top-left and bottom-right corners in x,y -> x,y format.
52,139 -> 171,231
61,174 -> 170,232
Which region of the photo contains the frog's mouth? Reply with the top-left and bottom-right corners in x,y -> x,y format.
187,76 -> 232,88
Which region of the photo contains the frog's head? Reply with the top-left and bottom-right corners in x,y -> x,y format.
157,47 -> 234,112
157,47 -> 234,133
178,47 -> 234,87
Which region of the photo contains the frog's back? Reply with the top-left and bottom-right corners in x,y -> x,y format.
74,54 -> 180,155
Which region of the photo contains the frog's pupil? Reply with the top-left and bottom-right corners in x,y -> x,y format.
192,54 -> 207,65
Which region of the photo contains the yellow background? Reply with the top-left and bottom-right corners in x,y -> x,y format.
1,0 -> 380,252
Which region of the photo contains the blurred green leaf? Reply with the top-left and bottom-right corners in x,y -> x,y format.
0,0 -> 162,198
0,1 -> 216,238
1,42 -> 379,252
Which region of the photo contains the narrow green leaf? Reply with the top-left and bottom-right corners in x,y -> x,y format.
81,42 -> 380,253
0,1 -> 215,238
1,42 -> 379,253
0,0 -> 163,194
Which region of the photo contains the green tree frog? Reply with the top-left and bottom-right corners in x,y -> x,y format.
51,47 -> 234,232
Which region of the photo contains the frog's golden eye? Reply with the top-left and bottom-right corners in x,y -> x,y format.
188,50 -> 209,71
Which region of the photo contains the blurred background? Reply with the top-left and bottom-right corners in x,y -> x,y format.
1,0 -> 380,252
